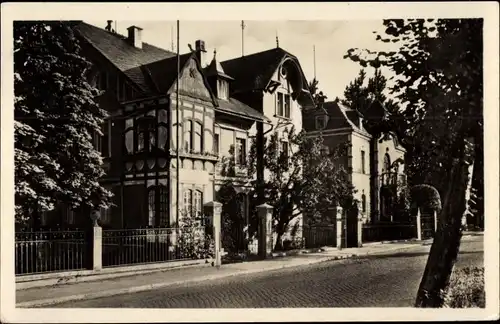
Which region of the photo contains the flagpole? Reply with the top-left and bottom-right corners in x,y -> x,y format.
176,20 -> 180,226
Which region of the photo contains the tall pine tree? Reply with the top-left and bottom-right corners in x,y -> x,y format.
14,21 -> 112,227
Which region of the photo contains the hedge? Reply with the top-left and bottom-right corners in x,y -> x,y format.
410,184 -> 442,210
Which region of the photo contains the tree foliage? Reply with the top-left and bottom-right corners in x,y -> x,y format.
344,18 -> 482,308
14,21 -> 113,225
219,127 -> 354,250
307,78 -> 328,107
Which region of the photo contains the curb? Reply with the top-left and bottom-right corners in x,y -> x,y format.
17,242 -> 425,308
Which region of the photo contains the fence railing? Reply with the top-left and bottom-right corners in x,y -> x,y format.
302,225 -> 336,249
362,223 -> 416,243
102,226 -> 213,268
15,230 -> 87,275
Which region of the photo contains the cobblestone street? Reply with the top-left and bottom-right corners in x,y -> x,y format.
50,237 -> 483,308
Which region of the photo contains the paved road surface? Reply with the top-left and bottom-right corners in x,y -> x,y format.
52,237 -> 483,308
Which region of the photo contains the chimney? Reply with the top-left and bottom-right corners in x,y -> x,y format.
127,26 -> 143,49
195,40 -> 207,66
105,20 -> 113,32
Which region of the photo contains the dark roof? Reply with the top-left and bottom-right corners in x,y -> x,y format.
205,52 -> 234,80
221,47 -> 290,93
140,53 -> 194,93
74,22 -> 269,122
217,98 -> 270,122
73,22 -> 176,94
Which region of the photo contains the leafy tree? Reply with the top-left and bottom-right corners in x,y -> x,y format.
14,21 -> 113,228
344,19 -> 482,307
219,127 -> 353,251
307,78 -> 328,107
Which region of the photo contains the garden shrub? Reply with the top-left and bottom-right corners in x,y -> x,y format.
442,266 -> 485,308
411,184 -> 442,211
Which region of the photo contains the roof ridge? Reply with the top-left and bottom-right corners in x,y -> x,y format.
78,22 -> 176,56
221,47 -> 283,64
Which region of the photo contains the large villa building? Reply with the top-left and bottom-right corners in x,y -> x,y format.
37,21 -> 407,242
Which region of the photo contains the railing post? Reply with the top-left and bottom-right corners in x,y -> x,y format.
416,208 -> 422,241
335,206 -> 344,249
257,203 -> 273,259
433,209 -> 438,233
204,201 -> 222,268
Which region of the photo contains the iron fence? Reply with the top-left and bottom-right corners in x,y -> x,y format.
301,225 -> 336,249
102,226 -> 213,268
15,230 -> 87,275
362,223 -> 416,243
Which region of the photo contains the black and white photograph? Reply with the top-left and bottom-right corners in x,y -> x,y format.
1,2 -> 498,323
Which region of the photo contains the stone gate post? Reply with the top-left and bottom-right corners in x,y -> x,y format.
335,206 -> 345,249
204,201 -> 222,268
257,203 -> 273,259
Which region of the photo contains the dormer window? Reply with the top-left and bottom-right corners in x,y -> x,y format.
315,115 -> 328,130
217,80 -> 229,100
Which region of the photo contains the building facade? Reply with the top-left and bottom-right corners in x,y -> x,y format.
303,100 -> 406,225
37,21 -> 314,232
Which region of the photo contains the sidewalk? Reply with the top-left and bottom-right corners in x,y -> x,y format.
16,239 -> 433,308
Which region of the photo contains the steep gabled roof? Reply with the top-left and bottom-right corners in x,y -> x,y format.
73,21 -> 177,95
140,53 -> 194,94
220,47 -> 289,93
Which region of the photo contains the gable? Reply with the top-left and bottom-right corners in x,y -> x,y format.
170,57 -> 213,101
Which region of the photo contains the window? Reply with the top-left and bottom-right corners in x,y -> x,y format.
361,150 -> 366,174
98,71 -> 108,91
235,138 -> 246,166
383,153 -> 391,172
184,120 -> 193,152
137,117 -> 155,153
184,189 -> 192,215
101,121 -> 110,158
361,194 -> 366,213
148,189 -> 156,227
194,190 -> 203,218
218,80 -> 228,100
194,122 -> 202,153
284,94 -> 291,118
213,133 -> 220,155
277,93 -> 284,116
281,141 -> 289,161
315,115 -> 327,130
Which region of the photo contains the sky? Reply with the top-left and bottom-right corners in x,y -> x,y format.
86,20 -> 399,101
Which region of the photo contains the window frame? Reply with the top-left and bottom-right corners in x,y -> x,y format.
235,138 -> 247,166
277,92 -> 284,116
361,150 -> 366,174
284,94 -> 291,118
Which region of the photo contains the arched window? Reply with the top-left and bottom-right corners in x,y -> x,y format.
361,194 -> 366,214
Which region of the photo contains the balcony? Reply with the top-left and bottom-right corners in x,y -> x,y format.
380,172 -> 404,186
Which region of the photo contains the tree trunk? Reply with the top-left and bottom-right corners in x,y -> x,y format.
471,135 -> 484,230
414,139 -> 470,307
